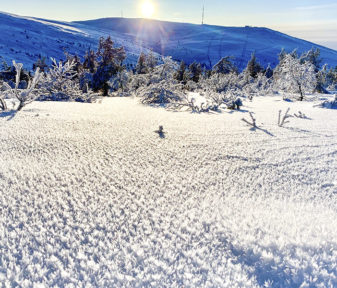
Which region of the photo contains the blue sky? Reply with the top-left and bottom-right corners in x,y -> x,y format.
1,0 -> 337,49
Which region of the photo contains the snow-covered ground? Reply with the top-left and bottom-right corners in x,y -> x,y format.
0,96 -> 337,287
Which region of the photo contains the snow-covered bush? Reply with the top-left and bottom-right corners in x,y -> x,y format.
40,58 -> 97,103
138,80 -> 184,105
0,81 -> 7,111
201,72 -> 239,94
318,95 -> 337,109
135,57 -> 185,104
274,54 -> 317,101
239,72 -> 273,97
108,70 -> 131,95
3,61 -> 42,111
130,73 -> 150,91
226,97 -> 243,110
178,90 -> 224,112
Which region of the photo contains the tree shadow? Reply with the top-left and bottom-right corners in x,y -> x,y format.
226,109 -> 250,114
250,126 -> 275,137
229,241 -> 335,287
230,245 -> 296,287
0,110 -> 18,121
154,126 -> 166,139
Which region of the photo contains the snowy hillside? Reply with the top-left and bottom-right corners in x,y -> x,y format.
1,11 -> 337,70
76,17 -> 337,69
0,12 -> 155,69
1,96 -> 337,286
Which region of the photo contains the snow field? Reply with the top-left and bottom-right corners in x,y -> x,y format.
0,96 -> 337,287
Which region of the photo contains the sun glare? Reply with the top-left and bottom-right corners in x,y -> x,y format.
141,1 -> 155,18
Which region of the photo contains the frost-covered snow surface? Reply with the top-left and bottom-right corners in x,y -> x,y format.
1,97 -> 337,287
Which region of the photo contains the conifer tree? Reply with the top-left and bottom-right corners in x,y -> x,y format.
265,64 -> 273,79
189,61 -> 202,82
92,36 -> 126,95
246,52 -> 263,78
83,49 -> 97,73
174,61 -> 189,84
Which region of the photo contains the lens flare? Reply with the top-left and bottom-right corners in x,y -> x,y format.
141,1 -> 155,18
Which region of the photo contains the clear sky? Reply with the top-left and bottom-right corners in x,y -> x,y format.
1,0 -> 337,50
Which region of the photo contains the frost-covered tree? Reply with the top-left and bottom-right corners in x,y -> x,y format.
278,48 -> 287,63
274,54 -> 316,100
3,61 -> 42,110
146,50 -> 158,72
97,36 -> 126,66
315,64 -> 329,93
65,52 -> 83,75
299,48 -> 325,93
93,36 -> 126,95
0,56 -> 10,72
300,48 -> 321,72
326,66 -> 337,90
83,49 -> 97,73
33,55 -> 48,72
136,52 -> 148,74
212,56 -> 237,75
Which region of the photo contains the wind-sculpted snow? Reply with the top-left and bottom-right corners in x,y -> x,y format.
0,97 -> 337,287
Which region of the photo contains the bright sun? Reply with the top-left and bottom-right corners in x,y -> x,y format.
141,1 -> 155,18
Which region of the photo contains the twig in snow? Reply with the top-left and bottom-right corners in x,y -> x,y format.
278,108 -> 292,127
293,111 -> 308,119
242,112 -> 257,128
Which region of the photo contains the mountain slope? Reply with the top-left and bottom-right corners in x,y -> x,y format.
0,12 -> 154,69
1,12 -> 337,70
76,17 -> 337,69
